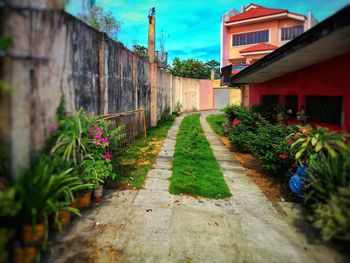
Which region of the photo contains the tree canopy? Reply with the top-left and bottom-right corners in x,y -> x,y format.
79,5 -> 121,40
169,58 -> 219,79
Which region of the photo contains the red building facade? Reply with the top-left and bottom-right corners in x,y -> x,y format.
230,5 -> 350,132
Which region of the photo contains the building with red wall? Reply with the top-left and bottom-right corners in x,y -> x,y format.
230,4 -> 350,132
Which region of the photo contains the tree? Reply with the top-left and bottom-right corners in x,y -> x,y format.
132,44 -> 148,58
79,5 -> 121,40
169,58 -> 220,79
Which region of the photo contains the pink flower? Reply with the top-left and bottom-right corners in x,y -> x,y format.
280,153 -> 288,159
94,134 -> 102,140
101,137 -> 108,143
96,127 -> 102,134
50,123 -> 59,133
102,152 -> 111,159
232,118 -> 241,127
110,135 -> 115,139
93,141 -> 99,146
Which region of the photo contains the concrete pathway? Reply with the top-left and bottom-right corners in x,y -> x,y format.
47,113 -> 347,263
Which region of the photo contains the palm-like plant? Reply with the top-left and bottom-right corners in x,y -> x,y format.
50,109 -> 91,166
288,125 -> 348,165
16,157 -> 92,245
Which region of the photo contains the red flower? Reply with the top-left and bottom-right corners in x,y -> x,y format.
232,118 -> 241,127
288,139 -> 294,145
279,153 -> 288,159
102,152 -> 111,159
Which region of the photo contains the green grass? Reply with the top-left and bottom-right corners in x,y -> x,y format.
169,114 -> 231,199
206,114 -> 226,136
106,118 -> 175,189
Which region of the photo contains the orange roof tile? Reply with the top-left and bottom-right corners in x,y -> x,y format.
239,43 -> 278,53
225,4 -> 304,24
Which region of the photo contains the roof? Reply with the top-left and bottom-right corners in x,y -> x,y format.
230,4 -> 350,85
225,4 -> 305,24
239,43 -> 278,54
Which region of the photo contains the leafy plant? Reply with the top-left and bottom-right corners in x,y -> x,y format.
313,186 -> 350,241
160,107 -> 175,122
288,126 -> 348,166
0,187 -> 21,218
50,108 -> 91,166
173,101 -> 182,116
248,123 -> 295,174
16,157 -> 91,243
305,148 -> 350,204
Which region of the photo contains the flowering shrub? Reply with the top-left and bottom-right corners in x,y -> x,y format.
86,118 -> 124,161
248,123 -> 295,175
287,125 -> 348,166
50,108 -> 124,189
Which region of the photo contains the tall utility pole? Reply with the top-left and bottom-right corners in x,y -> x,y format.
148,7 -> 157,126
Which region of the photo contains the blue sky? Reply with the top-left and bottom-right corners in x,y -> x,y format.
66,0 -> 350,63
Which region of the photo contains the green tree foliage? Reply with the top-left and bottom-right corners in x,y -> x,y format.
79,5 -> 121,40
133,44 -> 148,58
169,58 -> 219,79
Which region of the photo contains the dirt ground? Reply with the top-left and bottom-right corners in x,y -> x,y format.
219,136 -> 297,202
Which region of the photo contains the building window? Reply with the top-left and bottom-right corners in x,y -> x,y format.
281,26 -> 304,41
284,95 -> 298,116
305,96 -> 343,125
261,95 -> 279,106
232,30 -> 269,46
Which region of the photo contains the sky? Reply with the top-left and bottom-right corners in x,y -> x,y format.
66,0 -> 350,64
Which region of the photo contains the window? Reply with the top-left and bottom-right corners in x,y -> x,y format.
284,95 -> 298,116
281,26 -> 304,41
261,95 -> 279,106
305,96 -> 343,125
232,30 -> 269,46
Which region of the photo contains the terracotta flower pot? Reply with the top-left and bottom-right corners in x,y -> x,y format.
78,191 -> 92,209
14,246 -> 37,263
22,224 -> 45,246
51,210 -> 71,230
93,185 -> 104,202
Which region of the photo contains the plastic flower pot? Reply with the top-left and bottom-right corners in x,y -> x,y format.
13,246 -> 37,263
51,210 -> 71,231
93,185 -> 104,203
22,224 -> 45,246
78,191 -> 92,209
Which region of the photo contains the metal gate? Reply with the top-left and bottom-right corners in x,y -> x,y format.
214,88 -> 230,109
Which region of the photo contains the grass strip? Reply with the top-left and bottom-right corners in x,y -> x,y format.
107,118 -> 175,189
206,114 -> 226,135
170,114 -> 231,198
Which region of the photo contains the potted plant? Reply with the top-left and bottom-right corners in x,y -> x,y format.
0,186 -> 21,263
16,157 -> 89,246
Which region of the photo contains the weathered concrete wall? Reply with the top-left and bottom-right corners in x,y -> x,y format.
1,6 -> 216,177
1,8 -> 155,176
172,77 -> 207,112
199,80 -> 214,110
156,68 -> 172,120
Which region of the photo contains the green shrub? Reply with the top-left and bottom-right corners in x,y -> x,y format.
251,103 -> 275,121
160,106 -> 176,122
222,105 -> 265,152
230,124 -> 256,152
305,146 -> 350,241
305,149 -> 350,204
248,123 -> 295,175
313,186 -> 350,241
172,101 -> 182,116
288,125 -> 348,166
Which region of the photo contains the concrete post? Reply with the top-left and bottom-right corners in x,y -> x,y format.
98,34 -> 108,115
148,7 -> 157,126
